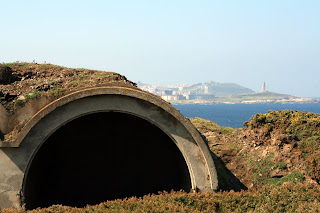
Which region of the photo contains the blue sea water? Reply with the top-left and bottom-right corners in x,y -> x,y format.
174,103 -> 320,129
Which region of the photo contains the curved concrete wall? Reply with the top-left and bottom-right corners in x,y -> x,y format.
0,86 -> 218,208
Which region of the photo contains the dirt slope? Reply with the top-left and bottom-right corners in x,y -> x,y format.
0,62 -> 136,114
192,110 -> 320,191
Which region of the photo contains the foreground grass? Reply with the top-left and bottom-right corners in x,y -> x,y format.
1,183 -> 320,213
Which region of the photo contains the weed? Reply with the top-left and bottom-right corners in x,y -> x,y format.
99,73 -> 113,78
251,153 -> 275,184
191,117 -> 235,134
78,74 -> 88,78
71,81 -> 80,87
25,90 -> 41,99
274,162 -> 287,170
269,172 -> 305,186
49,87 -> 65,97
231,142 -> 242,151
13,99 -> 26,108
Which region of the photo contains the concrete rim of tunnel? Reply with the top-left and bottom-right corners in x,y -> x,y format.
14,86 -> 218,193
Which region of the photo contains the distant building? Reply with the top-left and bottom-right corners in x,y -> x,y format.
167,84 -> 191,88
262,82 -> 266,92
185,94 -> 215,100
164,90 -> 173,95
204,86 -> 209,94
161,95 -> 186,101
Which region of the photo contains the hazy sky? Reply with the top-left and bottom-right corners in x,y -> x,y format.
2,0 -> 319,97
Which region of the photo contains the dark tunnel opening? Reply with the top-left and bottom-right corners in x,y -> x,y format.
24,112 -> 192,209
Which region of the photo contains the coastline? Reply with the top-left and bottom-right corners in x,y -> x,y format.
170,97 -> 320,105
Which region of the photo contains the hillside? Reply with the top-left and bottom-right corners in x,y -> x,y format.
170,91 -> 317,104
184,81 -> 255,97
2,110 -> 320,212
214,91 -> 309,103
140,81 -> 318,104
232,91 -> 294,98
193,110 -> 320,189
0,62 -> 136,114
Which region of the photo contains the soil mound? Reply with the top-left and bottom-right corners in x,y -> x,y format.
0,62 -> 136,114
192,110 -> 320,190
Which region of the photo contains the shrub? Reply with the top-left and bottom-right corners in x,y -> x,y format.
2,184 -> 320,212
244,110 -> 320,183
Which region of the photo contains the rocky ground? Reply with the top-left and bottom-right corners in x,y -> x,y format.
192,110 -> 320,192
0,62 -> 136,114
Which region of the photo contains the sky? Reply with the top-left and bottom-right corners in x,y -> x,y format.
1,0 -> 319,97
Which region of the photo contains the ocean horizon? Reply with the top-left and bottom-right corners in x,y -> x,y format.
174,103 -> 320,129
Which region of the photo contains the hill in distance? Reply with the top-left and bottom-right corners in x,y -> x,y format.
184,81 -> 255,97
139,81 -> 255,97
138,81 -> 319,104
214,91 -> 311,103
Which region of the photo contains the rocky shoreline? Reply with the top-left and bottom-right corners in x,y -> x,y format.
170,97 -> 320,105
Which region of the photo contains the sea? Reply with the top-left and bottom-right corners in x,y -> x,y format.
174,103 -> 320,129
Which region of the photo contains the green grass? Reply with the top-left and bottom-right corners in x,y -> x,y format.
99,73 -> 114,77
25,90 -> 42,99
274,162 -> 287,170
215,92 -> 292,102
48,87 -> 66,97
191,117 -> 235,134
13,99 -> 26,108
269,172 -> 305,186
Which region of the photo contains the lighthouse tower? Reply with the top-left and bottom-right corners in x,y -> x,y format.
261,82 -> 266,92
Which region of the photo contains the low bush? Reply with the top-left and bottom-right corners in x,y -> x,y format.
244,110 -> 320,183
1,184 -> 320,212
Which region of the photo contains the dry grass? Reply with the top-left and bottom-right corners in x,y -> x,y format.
1,183 -> 320,212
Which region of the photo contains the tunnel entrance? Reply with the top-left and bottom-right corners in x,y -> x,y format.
24,112 -> 191,209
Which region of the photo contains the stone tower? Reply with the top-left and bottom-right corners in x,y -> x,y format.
262,82 -> 266,92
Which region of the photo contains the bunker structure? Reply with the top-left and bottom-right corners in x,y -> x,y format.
0,65 -> 218,209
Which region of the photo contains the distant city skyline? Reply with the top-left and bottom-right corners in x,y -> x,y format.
139,80 -> 291,96
1,0 -> 319,97
140,80 -> 279,95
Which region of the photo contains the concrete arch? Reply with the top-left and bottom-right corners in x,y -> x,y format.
0,86 -> 218,209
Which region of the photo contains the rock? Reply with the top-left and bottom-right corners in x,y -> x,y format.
4,93 -> 17,101
207,136 -> 218,144
35,84 -> 51,91
17,95 -> 26,101
0,66 -> 14,84
282,143 -> 295,154
270,168 -> 287,178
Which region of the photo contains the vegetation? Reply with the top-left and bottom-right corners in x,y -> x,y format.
215,92 -> 294,102
244,110 -> 320,183
185,82 -> 255,97
0,62 -> 128,114
191,117 -> 235,134
2,64 -> 320,212
1,184 -> 320,212
170,91 -> 313,104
